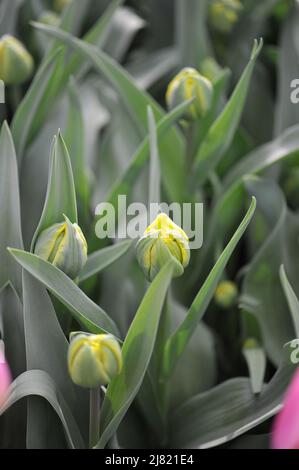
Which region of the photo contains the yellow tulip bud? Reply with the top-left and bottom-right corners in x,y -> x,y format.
68,333 -> 122,388
34,215 -> 87,279
53,0 -> 72,13
214,280 -> 238,309
0,35 -> 34,85
136,213 -> 190,282
209,0 -> 243,34
166,67 -> 213,122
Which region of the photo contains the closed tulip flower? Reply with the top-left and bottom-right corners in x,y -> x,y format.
136,213 -> 190,282
209,0 -> 243,34
34,215 -> 87,279
166,67 -> 213,122
68,333 -> 122,388
0,35 -> 34,85
272,368 -> 299,449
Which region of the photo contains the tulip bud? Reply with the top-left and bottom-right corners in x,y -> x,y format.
68,333 -> 122,388
34,215 -> 87,279
0,344 -> 12,408
166,67 -> 213,122
209,0 -> 243,34
136,213 -> 190,282
53,0 -> 72,13
214,280 -> 238,309
0,35 -> 34,85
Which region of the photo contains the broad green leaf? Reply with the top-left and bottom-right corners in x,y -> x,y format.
22,271 -> 88,447
31,22 -> 187,202
0,122 -> 23,295
163,197 -> 256,379
0,370 -> 85,449
224,124 -> 299,191
11,48 -> 63,158
193,39 -> 263,186
241,177 -> 296,365
242,343 -> 266,394
60,0 -> 125,82
31,131 -> 77,251
65,78 -> 89,215
106,99 -> 193,213
147,107 -> 161,206
79,240 -> 133,283
8,249 -> 120,338
96,260 -> 175,449
280,265 -> 299,338
175,0 -> 210,68
169,342 -> 297,448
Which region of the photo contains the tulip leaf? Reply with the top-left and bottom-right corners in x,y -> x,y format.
65,77 -> 89,215
8,249 -> 120,338
240,177 -> 296,366
280,265 -> 299,339
95,260 -> 175,449
193,39 -> 263,186
31,22 -> 187,202
22,271 -> 89,447
0,122 -> 23,296
162,197 -> 256,379
79,240 -> 132,283
169,342 -> 296,448
105,99 -> 193,213
0,370 -> 85,449
148,106 -> 161,206
31,131 -> 77,251
223,124 -> 299,191
11,48 -> 63,159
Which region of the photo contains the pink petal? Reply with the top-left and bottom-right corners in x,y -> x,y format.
0,350 -> 11,408
272,368 -> 299,449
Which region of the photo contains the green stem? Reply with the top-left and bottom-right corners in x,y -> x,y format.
89,387 -> 101,448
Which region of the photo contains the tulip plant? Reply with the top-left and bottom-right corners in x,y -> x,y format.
0,0 -> 298,450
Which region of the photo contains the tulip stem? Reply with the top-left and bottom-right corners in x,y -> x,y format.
89,387 -> 101,448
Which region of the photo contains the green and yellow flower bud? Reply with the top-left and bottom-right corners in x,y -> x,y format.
53,0 -> 72,13
68,333 -> 122,388
209,0 -> 243,34
136,213 -> 190,282
166,67 -> 213,122
34,215 -> 87,279
214,280 -> 238,309
0,35 -> 34,85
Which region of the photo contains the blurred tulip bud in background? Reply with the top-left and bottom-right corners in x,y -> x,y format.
209,0 -> 243,34
34,215 -> 87,279
166,67 -> 213,122
38,10 -> 61,27
53,0 -> 72,14
214,280 -> 238,309
272,368 -> 299,449
136,213 -> 190,282
0,344 -> 12,408
68,333 -> 122,388
0,35 -> 34,85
